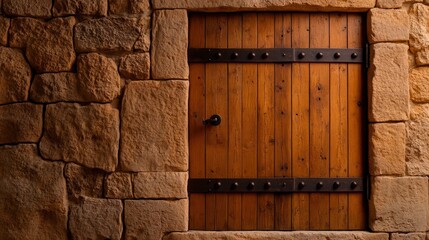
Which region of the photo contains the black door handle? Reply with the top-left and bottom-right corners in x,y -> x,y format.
203,114 -> 222,126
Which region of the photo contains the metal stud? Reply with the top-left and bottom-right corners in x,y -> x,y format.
351,52 -> 358,59
298,181 -> 305,189
333,181 -> 341,189
316,52 -> 324,59
232,52 -> 239,59
350,181 -> 358,189
248,52 -> 256,59
248,182 -> 255,190
334,52 -> 341,59
215,181 -> 222,189
298,52 -> 306,59
265,182 -> 272,189
232,182 -> 239,189
262,52 -> 269,59
317,181 -> 324,189
215,52 -> 222,58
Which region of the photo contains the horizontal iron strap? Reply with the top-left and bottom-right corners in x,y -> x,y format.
188,177 -> 364,193
188,48 -> 363,63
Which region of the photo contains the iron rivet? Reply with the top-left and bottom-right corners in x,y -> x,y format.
248,182 -> 255,189
298,181 -> 305,189
282,182 -> 287,187
298,52 -> 306,59
334,52 -> 341,59
232,182 -> 239,189
317,181 -> 324,189
215,181 -> 222,189
316,52 -> 324,59
216,52 -> 222,58
282,53 -> 286,57
232,52 -> 239,59
262,52 -> 269,59
265,182 -> 272,189
249,52 -> 256,59
333,181 -> 341,189
351,52 -> 358,59
351,181 -> 358,189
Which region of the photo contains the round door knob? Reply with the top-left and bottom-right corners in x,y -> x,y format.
203,114 -> 222,126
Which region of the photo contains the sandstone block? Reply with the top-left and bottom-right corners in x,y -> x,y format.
53,0 -> 108,16
0,47 -> 32,104
9,17 -> 43,48
30,73 -> 80,102
0,144 -> 67,239
410,103 -> 429,120
120,81 -> 189,172
368,43 -> 409,122
134,172 -> 188,199
152,10 -> 188,79
119,53 -> 150,80
125,199 -> 188,240
369,123 -> 405,175
105,172 -> 133,199
369,177 -> 428,232
70,197 -> 123,240
409,67 -> 429,103
391,233 -> 426,240
65,163 -> 105,200
75,16 -> 150,52
376,0 -> 404,8
367,8 -> 409,43
165,232 -> 389,240
109,0 -> 150,14
415,48 -> 429,66
40,103 -> 120,172
410,4 -> 429,53
3,0 -> 51,18
0,16 -> 10,46
77,53 -> 121,102
406,120 -> 429,175
0,103 -> 43,145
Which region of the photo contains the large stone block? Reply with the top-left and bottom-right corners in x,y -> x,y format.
119,53 -> 150,80
3,0 -> 51,18
0,16 -> 9,46
125,199 -> 188,240
0,103 -> 43,145
74,16 -> 150,52
369,177 -> 428,232
0,144 -> 67,239
152,0 -> 376,11
134,172 -> 187,199
30,73 -> 80,102
40,103 -> 120,172
368,43 -> 409,122
69,197 -> 123,240
65,163 -> 105,200
151,10 -> 188,79
367,8 -> 409,43
0,47 -> 32,104
376,0 -> 404,8
410,4 -> 429,54
415,48 -> 429,66
409,67 -> 429,103
109,0 -> 150,14
369,123 -> 405,175
53,0 -> 108,16
105,172 -> 133,199
406,120 -> 429,175
120,81 -> 189,172
391,233 -> 426,240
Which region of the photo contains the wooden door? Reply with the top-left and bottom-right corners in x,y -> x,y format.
188,12 -> 366,231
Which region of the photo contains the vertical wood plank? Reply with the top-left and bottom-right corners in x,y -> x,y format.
257,13 -> 275,230
291,13 -> 310,230
205,14 -> 228,230
329,13 -> 349,230
227,14 -> 243,230
189,14 -> 206,230
274,13 -> 293,230
241,13 -> 259,230
309,13 -> 330,230
347,13 -> 366,230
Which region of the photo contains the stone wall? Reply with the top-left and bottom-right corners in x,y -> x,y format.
0,0 -> 428,239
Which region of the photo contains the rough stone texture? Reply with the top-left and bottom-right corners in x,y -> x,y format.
0,47 -> 32,104
367,8 -> 409,43
77,53 -> 121,102
368,43 -> 409,122
40,103 -> 120,172
0,144 -> 67,239
153,0 -> 376,11
0,16 -> 10,46
376,0 -> 404,8
125,199 -> 188,240
70,197 -> 123,240
415,48 -> 429,66
410,4 -> 429,54
75,16 -> 150,52
409,67 -> 429,103
120,81 -> 189,172
110,0 -> 150,14
30,73 -> 80,102
410,103 -> 429,121
0,103 -> 43,145
369,177 -> 428,232
119,53 -> 150,79
65,163 -> 105,200
9,17 -> 43,48
152,10 -> 188,79
391,233 -> 426,240
165,232 -> 389,240
53,0 -> 108,16
406,120 -> 429,175
369,123 -> 406,175
3,0 -> 51,18
105,172 -> 133,199
134,172 -> 188,199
